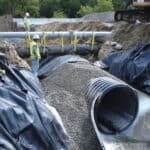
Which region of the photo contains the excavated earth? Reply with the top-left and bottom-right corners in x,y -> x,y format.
0,40 -> 30,68
35,21 -> 113,32
112,22 -> 150,50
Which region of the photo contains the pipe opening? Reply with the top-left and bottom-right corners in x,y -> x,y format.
94,86 -> 138,134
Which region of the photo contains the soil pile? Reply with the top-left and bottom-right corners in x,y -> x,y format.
0,15 -> 13,31
35,21 -> 113,32
0,40 -> 30,68
113,22 -> 150,50
82,12 -> 114,22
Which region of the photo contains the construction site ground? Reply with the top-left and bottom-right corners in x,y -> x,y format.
0,13 -> 150,150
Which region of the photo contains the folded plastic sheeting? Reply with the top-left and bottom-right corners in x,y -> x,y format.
38,55 -> 88,79
0,61 -> 69,150
101,42 -> 150,94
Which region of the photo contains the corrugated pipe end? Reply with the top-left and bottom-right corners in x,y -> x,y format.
88,77 -> 138,134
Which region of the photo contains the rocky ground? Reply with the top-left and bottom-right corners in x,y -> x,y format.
0,15 -> 13,31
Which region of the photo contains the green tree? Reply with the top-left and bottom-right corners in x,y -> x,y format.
21,0 -> 40,17
112,0 -> 132,10
78,5 -> 94,16
94,0 -> 113,12
52,11 -> 67,18
39,0 -> 62,17
0,0 -> 19,15
61,0 -> 81,17
78,0 -> 113,16
80,0 -> 96,6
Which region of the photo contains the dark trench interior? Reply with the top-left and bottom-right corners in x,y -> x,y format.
94,87 -> 138,134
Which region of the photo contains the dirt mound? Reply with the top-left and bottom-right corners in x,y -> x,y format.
0,40 -> 30,68
98,22 -> 150,59
82,12 -> 114,22
41,61 -> 117,150
113,22 -> 150,50
0,15 -> 13,31
35,21 -> 113,32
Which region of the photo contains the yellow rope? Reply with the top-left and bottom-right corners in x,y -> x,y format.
73,32 -> 77,52
26,32 -> 31,47
60,34 -> 64,53
91,32 -> 95,51
41,32 -> 47,54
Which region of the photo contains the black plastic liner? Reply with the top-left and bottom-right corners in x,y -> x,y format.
38,55 -> 88,79
0,61 -> 69,149
101,42 -> 150,94
17,44 -> 99,58
87,77 -> 138,134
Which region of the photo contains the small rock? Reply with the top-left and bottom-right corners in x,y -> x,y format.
111,41 -> 117,46
98,41 -> 112,59
115,44 -> 123,50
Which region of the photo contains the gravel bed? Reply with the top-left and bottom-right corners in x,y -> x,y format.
41,62 -> 116,150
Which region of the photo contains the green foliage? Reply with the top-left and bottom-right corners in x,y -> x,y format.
52,11 -> 67,18
94,0 -> 113,12
80,0 -> 96,6
39,0 -> 52,17
26,5 -> 40,17
78,0 -> 113,16
0,0 -> 114,17
78,5 -> 94,16
61,0 -> 81,17
112,0 -> 132,10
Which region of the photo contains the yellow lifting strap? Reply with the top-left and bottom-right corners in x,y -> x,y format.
41,32 -> 47,54
71,35 -> 74,45
60,34 -> 64,53
25,32 -> 31,47
71,39 -> 74,45
73,32 -> 77,52
91,32 -> 95,51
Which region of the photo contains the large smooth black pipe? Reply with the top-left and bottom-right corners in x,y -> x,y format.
87,77 -> 138,134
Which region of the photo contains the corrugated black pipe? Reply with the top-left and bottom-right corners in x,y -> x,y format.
17,44 -> 100,58
87,77 -> 138,134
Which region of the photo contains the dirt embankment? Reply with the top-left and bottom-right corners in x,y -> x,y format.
35,21 -> 113,32
82,12 -> 114,22
0,15 -> 13,31
0,40 -> 30,68
113,22 -> 150,50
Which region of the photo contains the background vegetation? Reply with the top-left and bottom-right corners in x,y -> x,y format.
0,0 -> 131,18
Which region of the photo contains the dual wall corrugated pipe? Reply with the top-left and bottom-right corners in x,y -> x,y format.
17,44 -> 100,58
86,77 -> 138,134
